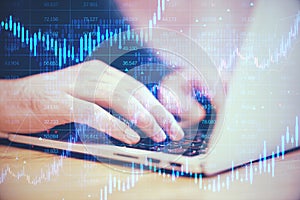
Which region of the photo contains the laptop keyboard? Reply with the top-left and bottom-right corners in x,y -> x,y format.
109,128 -> 210,157
107,83 -> 216,157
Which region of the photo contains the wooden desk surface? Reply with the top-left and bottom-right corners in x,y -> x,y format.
0,143 -> 299,200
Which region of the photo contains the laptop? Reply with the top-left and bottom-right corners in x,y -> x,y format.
1,27 -> 299,175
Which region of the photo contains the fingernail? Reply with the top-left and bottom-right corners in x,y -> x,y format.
170,123 -> 184,141
152,131 -> 166,142
124,128 -> 140,143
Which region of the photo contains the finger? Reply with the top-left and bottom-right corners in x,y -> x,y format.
93,67 -> 167,142
103,92 -> 167,142
91,65 -> 174,142
131,84 -> 185,141
105,67 -> 185,141
72,95 -> 140,144
158,72 -> 206,128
